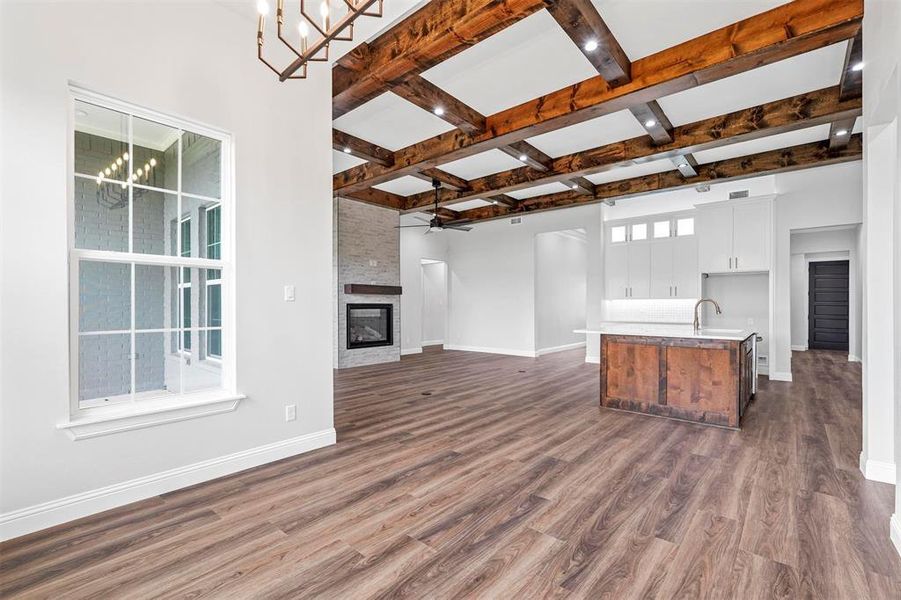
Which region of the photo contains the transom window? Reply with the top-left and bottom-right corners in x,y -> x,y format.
70,89 -> 232,412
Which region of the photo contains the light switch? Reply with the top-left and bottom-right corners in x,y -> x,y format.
369,259 -> 378,267
284,285 -> 296,302
285,404 -> 297,421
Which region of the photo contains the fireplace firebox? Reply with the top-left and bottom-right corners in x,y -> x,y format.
346,303 -> 393,349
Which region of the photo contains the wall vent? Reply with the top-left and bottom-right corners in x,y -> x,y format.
510,217 -> 522,225
758,355 -> 768,365
729,189 -> 750,199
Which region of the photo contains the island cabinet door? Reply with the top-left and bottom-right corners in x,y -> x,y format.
664,343 -> 739,427
601,339 -> 662,408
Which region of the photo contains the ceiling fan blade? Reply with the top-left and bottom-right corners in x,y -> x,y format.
395,224 -> 429,228
443,224 -> 473,231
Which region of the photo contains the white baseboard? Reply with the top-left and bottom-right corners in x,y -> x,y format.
791,345 -> 807,351
536,341 -> 586,356
848,354 -> 861,363
401,347 -> 423,356
0,428 -> 336,542
585,355 -> 600,364
768,371 -> 793,382
444,344 -> 537,358
421,339 -> 444,346
891,514 -> 901,559
859,452 -> 896,484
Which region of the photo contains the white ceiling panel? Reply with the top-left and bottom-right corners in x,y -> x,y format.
438,149 -> 525,180
585,159 -> 675,185
657,42 -> 848,127
593,0 -> 792,61
333,92 -> 456,151
852,116 -> 863,134
693,123 -> 830,164
445,199 -> 493,211
333,149 -> 366,174
507,181 -> 572,200
421,10 -> 599,115
374,176 -> 435,196
525,109 -> 647,158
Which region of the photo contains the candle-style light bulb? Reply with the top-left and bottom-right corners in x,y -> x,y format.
149,158 -> 157,167
257,0 -> 269,15
320,0 -> 329,28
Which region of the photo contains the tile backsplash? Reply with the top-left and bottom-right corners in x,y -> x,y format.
603,299 -> 697,323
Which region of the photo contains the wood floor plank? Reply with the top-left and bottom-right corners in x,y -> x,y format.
1,347 -> 898,599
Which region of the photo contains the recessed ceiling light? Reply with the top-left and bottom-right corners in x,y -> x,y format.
433,107 -> 445,116
644,119 -> 657,128
835,129 -> 849,136
491,200 -> 498,205
571,184 -> 579,190
583,40 -> 598,52
343,147 -> 351,153
851,61 -> 864,72
518,154 -> 528,162
679,163 -> 688,168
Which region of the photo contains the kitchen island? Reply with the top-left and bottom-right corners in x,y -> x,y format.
576,324 -> 757,429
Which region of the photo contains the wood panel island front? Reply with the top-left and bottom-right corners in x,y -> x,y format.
578,324 -> 757,429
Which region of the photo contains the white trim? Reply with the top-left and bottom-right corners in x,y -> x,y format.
848,354 -> 861,363
891,514 -> 901,559
536,341 -> 586,356
859,452 -> 896,484
444,344 -> 537,358
58,392 -> 246,440
401,347 -> 423,356
421,339 -> 444,346
791,345 -> 807,351
0,428 -> 335,542
768,371 -> 793,382
585,355 -> 601,364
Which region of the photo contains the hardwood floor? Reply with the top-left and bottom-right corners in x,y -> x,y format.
2,347 -> 899,598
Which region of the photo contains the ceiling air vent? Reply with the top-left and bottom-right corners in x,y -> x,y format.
695,184 -> 711,193
729,190 -> 750,199
510,217 -> 522,225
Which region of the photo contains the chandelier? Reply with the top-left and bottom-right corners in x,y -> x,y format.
94,152 -> 159,210
256,0 -> 384,81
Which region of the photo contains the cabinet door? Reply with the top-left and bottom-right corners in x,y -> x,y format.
697,205 -> 733,273
628,243 -> 652,299
671,235 -> 699,298
605,243 -> 629,299
732,201 -> 770,271
650,239 -> 674,298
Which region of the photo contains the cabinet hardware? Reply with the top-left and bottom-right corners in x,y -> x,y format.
675,285 -> 678,296
735,256 -> 739,269
729,257 -> 732,269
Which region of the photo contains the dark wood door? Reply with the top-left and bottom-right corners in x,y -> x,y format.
808,260 -> 849,351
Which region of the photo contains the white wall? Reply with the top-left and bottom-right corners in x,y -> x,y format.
862,1 -> 901,538
769,162 -> 863,381
0,2 -> 334,538
535,230 -> 587,353
789,227 -> 861,358
421,261 -> 447,345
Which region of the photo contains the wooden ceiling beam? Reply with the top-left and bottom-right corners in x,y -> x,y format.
838,31 -> 863,101
393,76 -> 487,134
567,176 -> 597,195
332,130 -> 394,167
399,86 -> 861,212
828,117 -> 857,150
547,0 -> 631,86
410,168 -> 471,191
342,187 -> 406,210
453,135 -> 862,223
671,154 -> 700,178
334,0 -> 863,194
630,101 -> 675,145
498,141 -> 553,171
332,0 -> 548,118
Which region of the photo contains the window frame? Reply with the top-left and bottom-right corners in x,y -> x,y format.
66,85 -> 237,428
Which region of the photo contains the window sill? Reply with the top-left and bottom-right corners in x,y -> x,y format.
58,391 -> 246,440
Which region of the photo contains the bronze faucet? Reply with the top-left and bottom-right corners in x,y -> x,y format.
693,298 -> 722,332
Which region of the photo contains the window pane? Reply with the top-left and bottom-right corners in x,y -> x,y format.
135,264 -> 175,330
136,332 -> 180,399
610,225 -> 626,243
183,332 -> 223,393
79,261 -> 131,332
677,217 -> 695,236
79,333 -> 131,403
132,116 -> 178,192
179,197 -> 221,260
653,221 -> 670,238
181,286 -> 192,351
74,101 -> 128,183
133,191 -> 177,255
74,177 -> 130,252
182,132 -> 222,198
207,284 -> 222,358
632,223 -> 647,241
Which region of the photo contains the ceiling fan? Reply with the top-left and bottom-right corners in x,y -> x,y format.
396,178 -> 472,233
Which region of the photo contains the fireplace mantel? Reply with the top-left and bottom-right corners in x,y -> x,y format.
344,284 -> 402,295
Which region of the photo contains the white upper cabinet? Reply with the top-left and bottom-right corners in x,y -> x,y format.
605,243 -> 629,299
671,236 -> 699,298
696,198 -> 771,273
628,242 -> 651,299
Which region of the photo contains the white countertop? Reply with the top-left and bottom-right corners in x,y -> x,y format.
574,322 -> 755,341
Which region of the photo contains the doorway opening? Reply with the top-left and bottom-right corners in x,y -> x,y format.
420,259 -> 447,349
808,260 -> 850,351
534,228 -> 587,355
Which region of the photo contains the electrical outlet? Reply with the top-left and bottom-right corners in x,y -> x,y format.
285,404 -> 296,421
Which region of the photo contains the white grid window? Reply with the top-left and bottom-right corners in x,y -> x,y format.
610,225 -> 627,243
70,88 -> 233,412
631,223 -> 648,241
677,217 -> 695,236
653,220 -> 671,238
